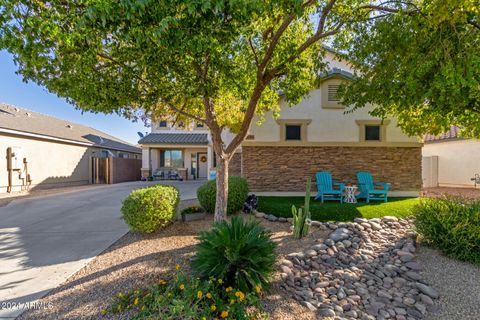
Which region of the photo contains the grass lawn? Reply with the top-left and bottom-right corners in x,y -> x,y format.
257,197 -> 419,222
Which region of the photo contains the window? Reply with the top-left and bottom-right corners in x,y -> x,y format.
276,119 -> 311,142
365,125 -> 380,141
160,150 -> 183,168
327,85 -> 340,102
159,121 -> 167,128
356,120 -> 390,142
196,122 -> 204,128
285,125 -> 301,140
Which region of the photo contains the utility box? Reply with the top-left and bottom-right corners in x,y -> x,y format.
7,147 -> 24,170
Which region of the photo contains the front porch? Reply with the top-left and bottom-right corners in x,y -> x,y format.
141,145 -> 215,181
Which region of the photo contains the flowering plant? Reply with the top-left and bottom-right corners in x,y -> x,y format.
106,266 -> 266,319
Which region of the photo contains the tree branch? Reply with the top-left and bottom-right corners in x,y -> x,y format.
248,37 -> 260,67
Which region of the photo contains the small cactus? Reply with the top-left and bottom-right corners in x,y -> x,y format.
292,177 -> 312,239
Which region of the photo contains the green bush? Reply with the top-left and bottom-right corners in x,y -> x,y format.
413,197 -> 480,264
197,176 -> 249,215
191,216 -> 277,293
107,267 -> 264,319
121,185 -> 179,233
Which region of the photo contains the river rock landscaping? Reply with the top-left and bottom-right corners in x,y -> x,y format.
257,212 -> 439,319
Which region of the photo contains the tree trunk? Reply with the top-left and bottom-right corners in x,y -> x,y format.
214,156 -> 229,222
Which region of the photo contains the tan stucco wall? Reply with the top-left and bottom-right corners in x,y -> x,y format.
1,135 -> 94,192
422,140 -> 480,187
248,89 -> 418,144
1,134 -> 140,193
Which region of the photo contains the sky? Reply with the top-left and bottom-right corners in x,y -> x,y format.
0,50 -> 150,145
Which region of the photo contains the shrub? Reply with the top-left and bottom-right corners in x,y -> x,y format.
181,205 -> 204,215
197,176 -> 249,215
121,185 -> 179,233
191,216 -> 277,292
413,197 -> 480,264
106,267 -> 264,319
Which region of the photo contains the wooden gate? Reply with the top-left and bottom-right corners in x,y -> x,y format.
92,157 -> 110,184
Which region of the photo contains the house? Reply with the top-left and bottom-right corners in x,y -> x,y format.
0,103 -> 142,193
139,51 -> 422,196
423,127 -> 480,188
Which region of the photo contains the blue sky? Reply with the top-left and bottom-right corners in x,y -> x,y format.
0,50 -> 150,145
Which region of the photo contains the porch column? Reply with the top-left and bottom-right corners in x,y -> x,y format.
141,147 -> 151,179
207,145 -> 214,180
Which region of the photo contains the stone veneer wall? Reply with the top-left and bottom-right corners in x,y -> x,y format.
242,146 -> 422,192
229,152 -> 242,177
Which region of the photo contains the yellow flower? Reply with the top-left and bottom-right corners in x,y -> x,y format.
211,304 -> 217,311
221,310 -> 229,318
141,305 -> 145,311
255,286 -> 261,294
197,291 -> 203,299
206,292 -> 212,299
230,299 -> 235,305
235,291 -> 245,301
133,297 -> 139,305
180,284 -> 185,290
176,264 -> 181,270
159,279 -> 167,285
225,287 -> 233,292
217,279 -> 223,284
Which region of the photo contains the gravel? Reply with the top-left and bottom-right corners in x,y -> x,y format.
417,246 -> 480,320
17,203 -> 328,320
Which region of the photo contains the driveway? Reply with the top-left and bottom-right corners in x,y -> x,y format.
0,180 -> 201,319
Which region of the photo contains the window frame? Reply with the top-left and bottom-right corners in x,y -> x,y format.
160,149 -> 184,168
356,120 -> 390,143
276,119 -> 311,143
158,120 -> 168,128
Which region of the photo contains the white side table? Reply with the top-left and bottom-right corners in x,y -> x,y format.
344,185 -> 358,203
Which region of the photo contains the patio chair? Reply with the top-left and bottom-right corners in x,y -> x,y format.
356,171 -> 390,203
153,170 -> 164,180
314,172 -> 345,203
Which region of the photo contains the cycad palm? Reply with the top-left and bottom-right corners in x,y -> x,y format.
191,216 -> 277,292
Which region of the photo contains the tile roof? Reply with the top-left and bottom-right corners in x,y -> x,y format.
423,126 -> 461,143
319,67 -> 354,81
0,103 -> 141,153
138,133 -> 209,145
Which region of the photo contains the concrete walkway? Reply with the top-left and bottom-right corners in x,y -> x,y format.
0,180 -> 201,319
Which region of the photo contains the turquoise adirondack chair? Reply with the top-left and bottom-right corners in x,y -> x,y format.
314,172 -> 345,203
356,171 -> 390,203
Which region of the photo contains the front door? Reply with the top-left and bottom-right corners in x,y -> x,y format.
197,152 -> 208,179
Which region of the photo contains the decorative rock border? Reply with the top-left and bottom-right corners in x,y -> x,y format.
255,212 -> 439,319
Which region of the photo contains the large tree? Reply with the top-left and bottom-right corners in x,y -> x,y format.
337,0 -> 480,137
0,0 -> 416,221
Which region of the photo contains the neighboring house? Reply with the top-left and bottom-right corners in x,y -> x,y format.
139,51 -> 422,196
423,127 -> 480,188
0,103 -> 142,193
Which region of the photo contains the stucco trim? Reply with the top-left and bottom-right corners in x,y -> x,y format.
241,141 -> 422,147
355,119 -> 391,143
275,119 -> 312,143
